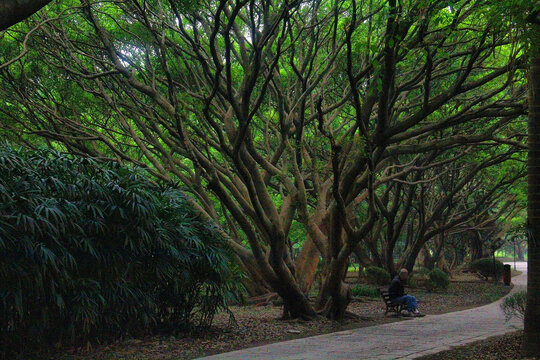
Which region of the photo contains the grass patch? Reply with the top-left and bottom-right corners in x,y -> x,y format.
477,283 -> 511,303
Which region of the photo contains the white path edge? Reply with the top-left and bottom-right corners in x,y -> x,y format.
198,262 -> 527,360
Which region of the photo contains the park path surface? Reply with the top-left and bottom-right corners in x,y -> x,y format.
198,262 -> 527,360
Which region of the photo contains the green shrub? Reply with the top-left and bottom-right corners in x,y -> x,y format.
408,272 -> 428,289
0,145 -> 242,357
364,266 -> 391,286
428,268 -> 450,290
501,290 -> 526,322
469,258 -> 504,281
350,284 -> 379,298
407,267 -> 429,288
413,266 -> 430,275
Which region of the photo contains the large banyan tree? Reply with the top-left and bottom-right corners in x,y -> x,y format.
0,0 -> 527,320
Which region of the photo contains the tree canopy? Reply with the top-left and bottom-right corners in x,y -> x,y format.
0,0 -> 534,327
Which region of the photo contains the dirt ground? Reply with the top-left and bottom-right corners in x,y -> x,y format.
52,273 -> 511,360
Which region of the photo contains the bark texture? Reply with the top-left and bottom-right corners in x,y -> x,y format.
0,0 -> 53,30
524,29 -> 540,357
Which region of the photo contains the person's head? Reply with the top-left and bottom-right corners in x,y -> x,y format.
399,268 -> 408,281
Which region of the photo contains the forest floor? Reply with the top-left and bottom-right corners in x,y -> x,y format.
51,272 -> 512,360
416,331 -> 537,360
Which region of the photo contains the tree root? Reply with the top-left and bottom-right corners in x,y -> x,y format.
280,302 -> 318,321
246,292 -> 279,306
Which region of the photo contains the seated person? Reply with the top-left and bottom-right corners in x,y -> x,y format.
388,268 -> 423,317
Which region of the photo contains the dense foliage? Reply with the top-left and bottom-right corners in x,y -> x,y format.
469,258 -> 505,281
363,266 -> 391,286
428,269 -> 450,290
0,145 -> 241,357
0,0 -> 532,323
350,284 -> 380,298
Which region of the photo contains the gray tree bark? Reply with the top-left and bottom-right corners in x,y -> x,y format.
523,6 -> 540,356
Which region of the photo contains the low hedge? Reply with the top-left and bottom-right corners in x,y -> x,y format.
350,284 -> 380,298
364,266 -> 391,286
469,258 -> 504,281
428,268 -> 450,290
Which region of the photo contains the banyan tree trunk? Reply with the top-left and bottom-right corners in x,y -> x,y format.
315,212 -> 353,322
295,235 -> 321,294
436,252 -> 452,276
418,246 -> 433,269
517,242 -> 525,261
233,253 -> 273,296
523,23 -> 540,357
470,233 -> 485,261
266,245 -> 318,320
317,259 -> 351,321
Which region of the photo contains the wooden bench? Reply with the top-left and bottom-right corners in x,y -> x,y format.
379,289 -> 406,316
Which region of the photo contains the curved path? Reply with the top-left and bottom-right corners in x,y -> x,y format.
198,262 -> 527,360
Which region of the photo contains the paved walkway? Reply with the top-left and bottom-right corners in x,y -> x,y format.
199,262 -> 527,360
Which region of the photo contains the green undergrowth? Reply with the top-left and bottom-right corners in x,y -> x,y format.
350,284 -> 380,298
0,145 -> 243,359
